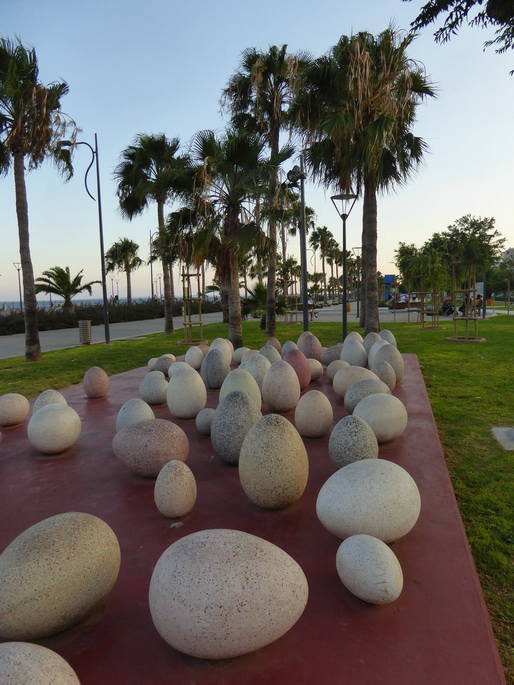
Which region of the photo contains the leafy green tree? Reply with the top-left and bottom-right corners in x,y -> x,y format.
35,266 -> 100,314
292,28 -> 436,334
105,238 -> 143,305
114,133 -> 192,332
0,38 -> 77,360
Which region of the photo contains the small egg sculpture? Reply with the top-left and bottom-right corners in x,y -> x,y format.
82,366 -> 109,399
154,460 -> 197,518
0,393 -> 30,428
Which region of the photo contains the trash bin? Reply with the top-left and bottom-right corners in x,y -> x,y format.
346,303 -> 352,313
78,320 -> 92,345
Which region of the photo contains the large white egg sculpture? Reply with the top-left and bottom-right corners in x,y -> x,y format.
167,366 -> 206,419
0,642 -> 80,684
27,404 -> 81,454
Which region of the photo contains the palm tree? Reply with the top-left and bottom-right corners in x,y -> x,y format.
0,38 -> 77,360
309,226 -> 334,304
292,28 -> 435,334
105,238 -> 143,305
35,266 -> 100,314
114,133 -> 192,333
223,45 -> 306,337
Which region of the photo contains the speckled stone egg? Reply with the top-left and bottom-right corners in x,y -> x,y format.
328,415 -> 379,469
148,529 -> 308,659
167,366 -> 206,419
241,353 -> 271,390
239,414 -> 309,509
0,512 -> 120,640
116,398 -> 155,432
316,458 -> 421,542
283,349 -> 311,390
262,360 -> 301,413
281,340 -> 299,357
184,346 -> 204,370
333,366 -> 379,399
27,404 -> 81,455
327,359 -> 350,382
294,390 -> 333,438
353,394 -> 408,443
297,331 -> 322,361
195,407 -> 216,436
232,346 -> 250,365
154,460 -> 197,518
370,359 -> 397,392
379,329 -> 397,347
83,366 -> 109,399
112,419 -> 189,477
219,368 -> 262,410
32,389 -> 67,414
241,348 -> 259,363
0,642 -> 80,684
153,354 -> 176,376
266,337 -> 282,354
336,534 -> 403,604
139,370 -> 169,405
320,343 -> 344,366
345,331 -> 363,344
211,391 -> 262,466
201,348 -> 230,389
0,393 -> 30,427
340,339 -> 367,367
168,361 -> 191,378
258,344 -> 282,364
148,357 -> 158,370
210,338 -> 233,367
363,332 -> 381,355
367,338 -> 390,368
308,358 -> 324,382
372,344 -> 405,382
344,378 -> 391,414
198,344 -> 210,356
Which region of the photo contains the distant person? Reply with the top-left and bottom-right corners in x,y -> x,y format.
476,294 -> 483,315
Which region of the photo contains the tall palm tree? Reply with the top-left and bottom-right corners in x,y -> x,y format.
105,238 -> 143,305
292,28 -> 435,334
190,127 -> 287,348
223,45 -> 307,337
35,266 -> 100,314
0,38 -> 77,360
309,226 -> 334,304
114,133 -> 192,333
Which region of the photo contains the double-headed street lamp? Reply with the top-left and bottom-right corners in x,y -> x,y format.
331,192 -> 357,341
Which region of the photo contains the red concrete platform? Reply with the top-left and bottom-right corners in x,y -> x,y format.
0,355 -> 506,684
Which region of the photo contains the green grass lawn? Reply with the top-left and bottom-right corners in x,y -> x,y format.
1,316 -> 513,680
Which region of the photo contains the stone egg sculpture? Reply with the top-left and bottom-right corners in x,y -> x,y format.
336,534 -> 403,604
353,393 -> 407,443
27,404 -> 81,455
241,348 -> 259,363
340,339 -> 367,367
139,370 -> 168,405
167,366 -> 207,419
316,458 -> 421,543
148,529 -> 308,660
0,393 -> 30,428
239,413 -> 309,509
258,344 -> 282,364
210,337 -> 233,367
283,349 -> 311,391
328,415 -> 379,469
184,346 -> 204,370
195,407 -> 216,436
32,389 -> 67,414
379,329 -> 397,347
344,377 -> 391,414
198,343 -> 210,356
116,397 -> 155,432
211,391 -> 262,466
0,512 -> 121,640
83,366 -> 109,399
367,338 -> 390,368
153,354 -> 176,376
294,390 -> 333,438
262,360 -> 301,413
307,358 -> 324,382
232,346 -> 250,365
168,361 -> 191,377
148,357 -> 158,370
326,359 -> 350,382
241,352 -> 271,390
201,348 -> 230,389
297,331 -> 322,361
0,642 -> 80,684
112,418 -> 189,477
370,359 -> 397,392
281,340 -> 299,357
266,337 -> 282,354
345,331 -> 364,344
154,460 -> 197,518
333,366 -> 379,399
219,368 -> 262,410
362,331 -> 381,355
320,343 -> 344,367
373,344 -> 405,382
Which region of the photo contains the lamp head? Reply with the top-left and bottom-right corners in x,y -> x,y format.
331,192 -> 358,219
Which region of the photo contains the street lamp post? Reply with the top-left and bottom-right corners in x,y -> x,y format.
13,262 -> 22,311
115,279 -> 119,298
352,246 -> 362,318
331,192 -> 357,340
285,157 -> 309,331
150,230 -> 158,299
157,274 -> 163,300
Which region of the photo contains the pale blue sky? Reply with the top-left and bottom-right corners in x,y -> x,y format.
1,0 -> 513,303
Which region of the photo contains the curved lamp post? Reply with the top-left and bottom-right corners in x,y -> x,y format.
284,157 -> 309,331
331,192 -> 357,340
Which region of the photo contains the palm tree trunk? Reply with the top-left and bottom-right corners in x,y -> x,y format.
265,219 -> 277,336
126,268 -> 132,305
228,244 -> 243,349
162,260 -> 173,333
14,153 -> 42,361
362,182 -> 379,334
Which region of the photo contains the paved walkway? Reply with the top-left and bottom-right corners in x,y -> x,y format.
0,302 -> 500,359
